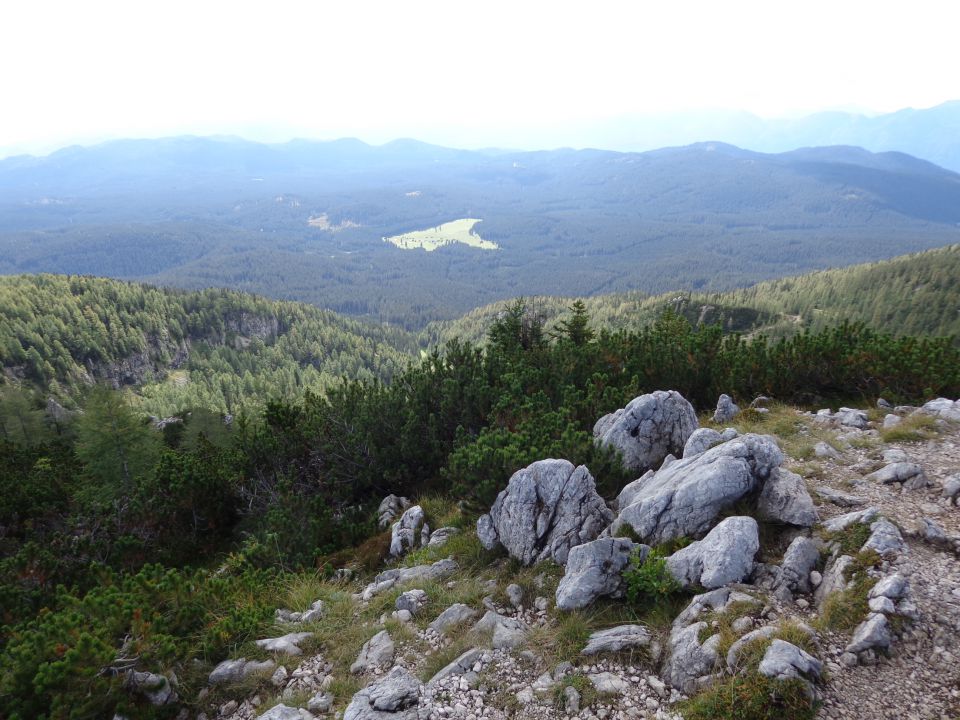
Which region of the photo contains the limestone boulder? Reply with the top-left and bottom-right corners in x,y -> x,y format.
555,538 -> 646,611
611,434 -> 782,546
476,459 -> 613,565
666,516 -> 759,590
756,468 -> 818,527
593,390 -> 698,473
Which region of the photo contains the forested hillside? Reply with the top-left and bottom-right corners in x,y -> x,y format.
0,275 -> 418,415
425,244 -> 960,346
3,137 -> 960,326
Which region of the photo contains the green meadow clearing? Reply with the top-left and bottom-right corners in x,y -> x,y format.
383,218 -> 499,252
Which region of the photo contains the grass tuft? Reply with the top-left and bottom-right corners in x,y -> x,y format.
880,413 -> 939,443
680,672 -> 817,720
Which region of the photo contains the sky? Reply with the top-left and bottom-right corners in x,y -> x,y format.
2,0 -> 959,157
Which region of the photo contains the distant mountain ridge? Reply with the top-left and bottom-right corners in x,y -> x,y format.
1,137 -> 959,327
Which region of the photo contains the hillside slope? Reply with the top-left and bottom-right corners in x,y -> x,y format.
425,244 -> 960,346
0,274 -> 418,415
2,138 -> 960,326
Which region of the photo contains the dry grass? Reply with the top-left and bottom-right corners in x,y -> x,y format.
880,413 -> 939,443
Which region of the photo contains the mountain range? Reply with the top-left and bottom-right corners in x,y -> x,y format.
2,137 -> 959,327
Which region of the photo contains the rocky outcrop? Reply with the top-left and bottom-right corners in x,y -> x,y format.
666,516 -> 759,589
866,462 -> 928,490
255,632 -> 313,656
611,433 -> 782,546
593,390 -> 699,473
581,625 -> 652,655
778,535 -> 821,594
555,538 -> 646,611
359,559 -> 458,601
758,639 -> 823,683
389,505 -> 428,557
683,427 -> 739,458
378,495 -> 411,530
476,459 -> 613,565
863,518 -> 906,557
344,666 -> 421,720
473,611 -> 529,649
664,622 -> 721,694
712,394 -> 740,423
845,613 -> 891,654
756,468 -> 818,527
208,658 -> 276,685
351,630 -> 395,674
428,603 -> 478,635
915,397 -> 960,422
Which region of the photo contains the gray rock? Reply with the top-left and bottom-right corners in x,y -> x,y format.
390,505 -> 425,557
427,527 -> 459,548
731,616 -> 754,634
360,559 -> 458,601
259,706 -> 308,720
474,611 -> 529,649
271,665 -> 288,687
814,442 -> 840,459
756,468 -> 818,527
581,624 -> 651,655
868,574 -> 908,600
915,397 -> 960,422
778,536 -> 821,594
822,507 -> 878,532
683,428 -> 725,458
593,390 -> 699,473
344,666 -> 420,720
666,516 -> 759,589
555,537 -> 644,611
877,398 -> 893,409
307,692 -> 334,713
588,672 -> 631,694
255,632 -> 314,656
866,462 -> 926,488
350,630 -> 395,674
814,555 -> 855,607
882,448 -> 909,463
660,453 -> 678,470
868,596 -> 896,614
758,639 -> 823,682
815,487 -> 866,508
673,587 -> 758,628
882,414 -> 901,429
863,518 -> 906,557
611,434 -> 782,546
476,459 -> 613,565
428,647 -> 484,683
664,622 -> 721,694
378,494 -> 411,530
124,671 -> 177,705
563,685 -> 580,713
428,603 -> 478,635
845,613 -> 891,654
837,408 -> 869,429
712,394 -> 740,423
395,589 -> 428,615
276,599 -> 325,625
726,626 -> 778,671
940,475 -> 960,501
506,583 -> 523,608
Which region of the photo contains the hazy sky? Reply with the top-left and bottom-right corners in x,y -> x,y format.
2,0 -> 958,156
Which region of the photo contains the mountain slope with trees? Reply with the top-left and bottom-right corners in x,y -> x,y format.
425,244 -> 960,346
0,274 -> 418,416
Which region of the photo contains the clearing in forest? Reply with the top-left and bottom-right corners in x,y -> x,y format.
383,218 -> 498,252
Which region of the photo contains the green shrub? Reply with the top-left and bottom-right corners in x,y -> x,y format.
624,548 -> 682,604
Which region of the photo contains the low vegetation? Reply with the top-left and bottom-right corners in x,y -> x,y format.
383,218 -> 498,252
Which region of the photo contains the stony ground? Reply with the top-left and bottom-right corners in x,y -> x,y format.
197,405 -> 960,720
806,422 -> 960,720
